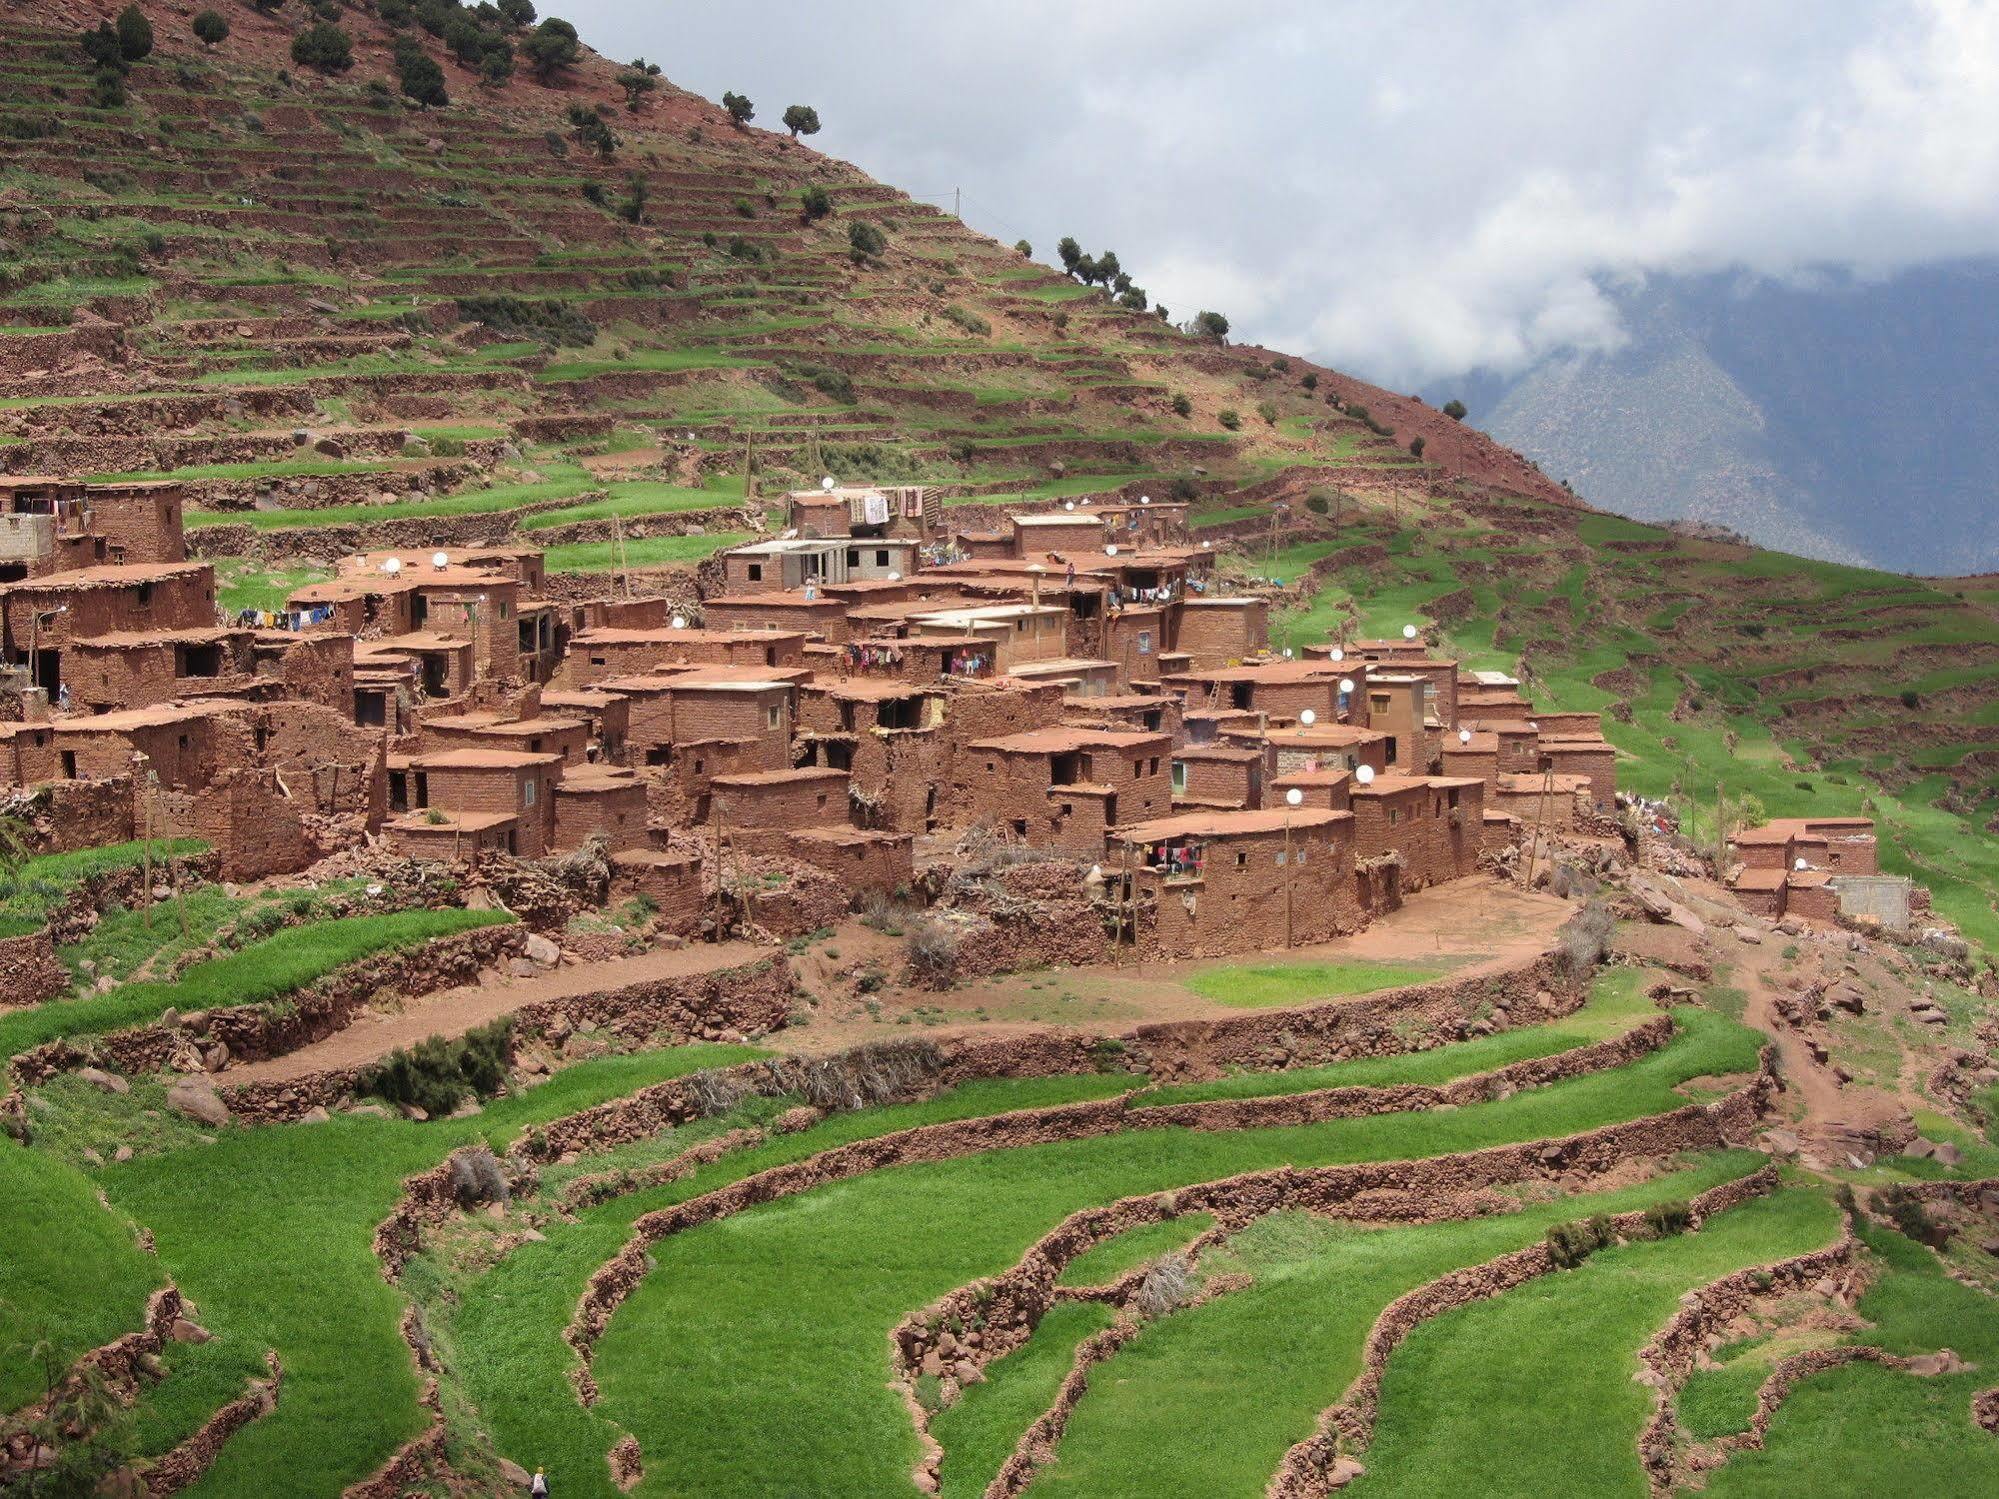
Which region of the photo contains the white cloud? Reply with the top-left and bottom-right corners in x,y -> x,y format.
562,0 -> 1999,386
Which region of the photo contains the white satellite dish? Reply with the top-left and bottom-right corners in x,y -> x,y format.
1064,501 -> 1076,511
1529,721 -> 1540,731
1105,544 -> 1119,556
381,557 -> 401,576
1140,494 -> 1151,505
1285,787 -> 1304,807
1079,497 -> 1091,506
1794,857 -> 1808,871
669,615 -> 687,630
1403,624 -> 1418,639
1200,540 -> 1211,549
1459,728 -> 1472,744
1331,647 -> 1345,661
1282,647 -> 1294,659
431,551 -> 449,570
1299,708 -> 1316,726
887,570 -> 903,581
1339,678 -> 1355,694
1355,764 -> 1376,785
821,475 -> 836,491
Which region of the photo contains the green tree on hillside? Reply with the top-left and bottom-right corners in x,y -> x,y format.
1057,236 -> 1083,278
722,90 -> 754,126
1189,309 -> 1230,342
115,4 -> 154,61
291,22 -> 355,72
618,59 -> 660,111
799,185 -> 831,221
1014,238 -> 1031,257
79,21 -> 123,70
497,0 -> 537,24
848,221 -> 886,264
1443,398 -> 1467,420
192,10 -> 230,46
481,43 -> 514,85
522,17 -> 579,79
567,103 -> 617,159
782,103 -> 821,139
395,39 -> 450,107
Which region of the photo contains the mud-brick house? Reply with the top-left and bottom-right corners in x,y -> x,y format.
1360,673 -> 1433,771
354,632 -> 476,704
833,632 -> 995,684
1457,687 -> 1534,724
1489,772 -> 1592,831
785,484 -> 934,541
610,847 -> 706,931
908,603 -> 1069,672
606,667 -> 802,771
1350,774 -> 1486,891
540,688 -> 630,763
718,536 -> 920,594
1008,657 -> 1121,697
957,725 -> 1174,855
1163,660 -> 1358,724
389,748 -> 561,859
1172,597 -> 1271,671
1092,500 -> 1191,549
1535,736 -> 1617,811
1224,721 -> 1390,777
340,547 -> 546,594
1460,719 -> 1540,775
1726,816 -> 1884,926
558,626 -> 807,686
63,628 -> 262,712
0,563 -> 218,697
0,478 -> 187,576
1170,742 -> 1272,810
553,765 -> 651,853
795,678 -> 947,831
710,765 -> 913,893
701,589 -> 855,645
1730,816 -> 1879,876
1110,807 -> 1361,959
1007,512 -> 1108,555
420,710 -> 592,766
1439,730 -> 1499,786
1063,691 -> 1183,738
1268,766 -> 1353,812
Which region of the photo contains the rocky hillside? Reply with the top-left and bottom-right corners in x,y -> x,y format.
4,0 -> 1999,945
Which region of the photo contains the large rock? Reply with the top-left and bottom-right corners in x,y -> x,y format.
165,1079 -> 230,1128
523,932 -> 561,968
76,1067 -> 129,1095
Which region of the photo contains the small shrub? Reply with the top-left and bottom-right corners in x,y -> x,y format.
906,918 -> 959,984
733,196 -> 756,218
1301,372 -> 1318,390
1305,490 -> 1331,516
1876,1184 -> 1952,1249
1557,900 -> 1615,981
1900,689 -> 1921,709
1643,1200 -> 1693,1238
1409,436 -> 1427,459
115,4 -> 154,61
291,22 -> 355,73
1170,392 -> 1193,417
1013,238 -> 1032,256
448,1145 -> 510,1207
941,304 -> 991,337
1545,1214 -> 1615,1269
1217,408 -> 1240,431
192,10 -> 230,47
1134,1253 -> 1193,1319
799,185 -> 831,221
455,294 -> 595,347
1443,398 -> 1467,420
848,221 -> 887,264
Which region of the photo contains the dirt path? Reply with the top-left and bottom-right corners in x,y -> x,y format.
784,877 -> 1573,1056
225,940 -> 770,1084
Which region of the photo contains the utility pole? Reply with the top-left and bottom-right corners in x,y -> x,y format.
953,186 -> 961,220
611,512 -> 630,600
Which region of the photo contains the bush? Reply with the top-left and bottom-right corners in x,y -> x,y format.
1217,408 -> 1240,431
192,10 -> 229,47
848,220 -> 887,264
1409,436 -> 1427,458
618,59 -> 660,111
1876,1184 -> 1951,1249
1557,899 -> 1615,981
448,1145 -> 510,1207
89,68 -> 128,109
1189,309 -> 1230,341
116,4 -> 154,61
1305,490 -> 1330,516
497,0 -> 536,24
733,195 -> 756,218
1014,238 -> 1031,256
1134,1253 -> 1194,1318
1256,400 -> 1277,425
1545,1214 -> 1616,1269
360,1017 -> 514,1119
1301,372 -> 1318,390
522,16 -> 578,80
455,294 -> 595,346
80,22 -> 124,70
1170,392 -> 1193,417
1443,398 -> 1468,420
1643,1200 -> 1693,1238
722,90 -> 753,126
941,304 -> 990,337
1900,689 -> 1921,709
291,23 -> 355,73
799,184 -> 831,221
396,43 -> 449,108
907,917 -> 959,984
805,365 -> 854,402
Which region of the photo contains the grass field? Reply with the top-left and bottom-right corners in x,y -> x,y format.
1184,958 -> 1448,1008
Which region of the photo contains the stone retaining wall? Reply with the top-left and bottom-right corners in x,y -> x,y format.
140,1350 -> 283,1496
0,927 -> 65,1008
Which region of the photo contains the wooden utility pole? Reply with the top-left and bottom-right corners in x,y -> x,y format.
1523,765 -> 1555,891
743,431 -> 757,505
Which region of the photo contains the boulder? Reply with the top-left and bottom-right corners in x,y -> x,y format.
509,957 -> 541,979
113,1145 -> 134,1163
952,1360 -> 984,1386
1735,927 -> 1763,945
523,932 -> 561,967
497,1458 -> 531,1488
76,1067 -> 129,1095
169,1318 -> 211,1344
299,1106 -> 331,1125
1933,1141 -> 1963,1167
165,1079 -> 230,1127
1329,1457 -> 1366,1487
1763,1128 -> 1800,1157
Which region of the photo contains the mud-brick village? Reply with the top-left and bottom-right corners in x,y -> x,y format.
7,5 -> 1999,1499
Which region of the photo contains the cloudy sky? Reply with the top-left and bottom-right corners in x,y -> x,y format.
565,0 -> 1999,388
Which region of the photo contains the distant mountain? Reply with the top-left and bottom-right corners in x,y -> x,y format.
1424,262 -> 1999,574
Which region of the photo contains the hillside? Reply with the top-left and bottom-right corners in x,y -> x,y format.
1429,265 -> 1999,574
5,8 -> 1999,1499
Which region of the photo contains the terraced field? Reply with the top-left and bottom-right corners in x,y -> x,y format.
10,944 -> 1997,1497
